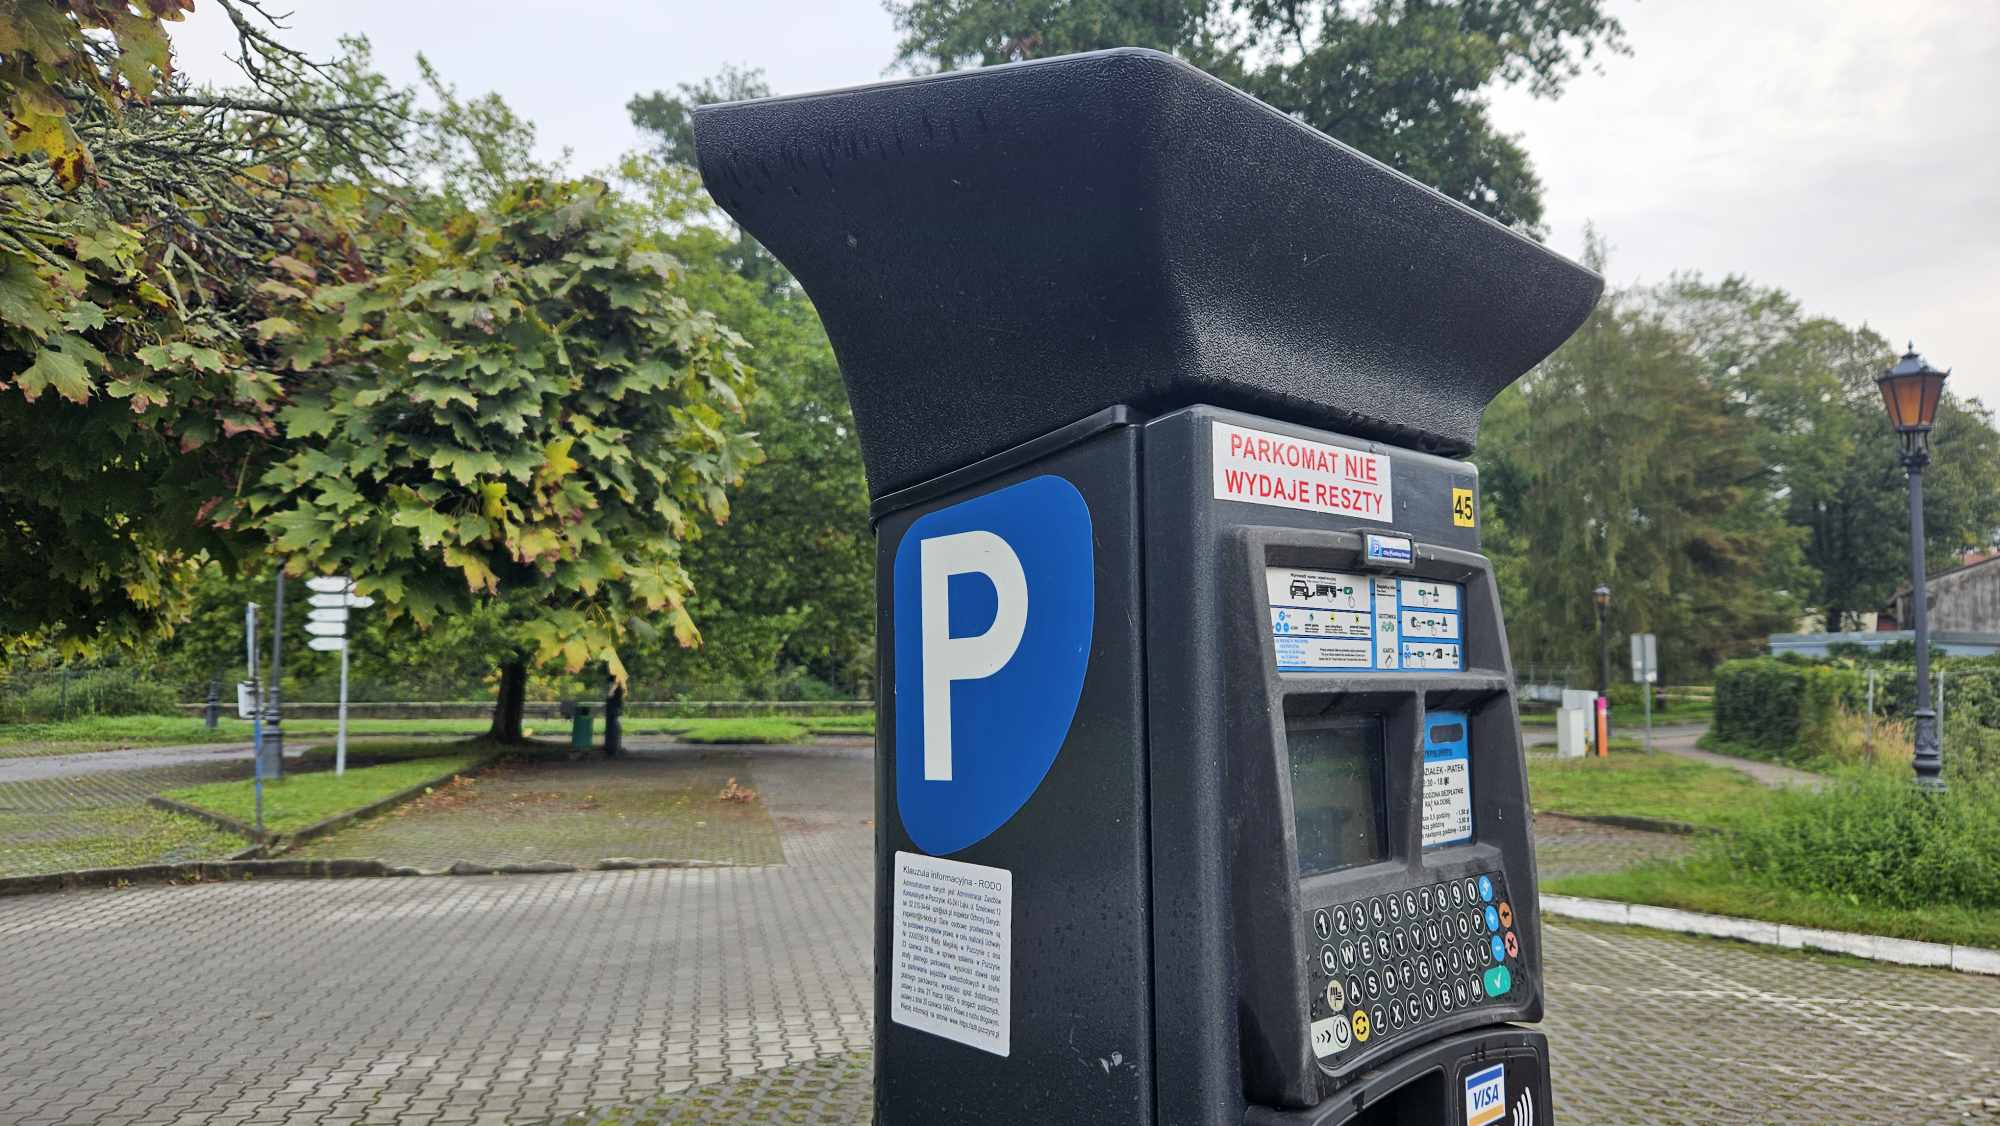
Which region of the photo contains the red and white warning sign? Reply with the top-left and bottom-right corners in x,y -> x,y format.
1211,421 -> 1393,522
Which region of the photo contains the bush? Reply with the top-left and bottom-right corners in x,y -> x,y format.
0,668 -> 179,723
1713,766 -> 2000,909
1712,658 -> 1861,759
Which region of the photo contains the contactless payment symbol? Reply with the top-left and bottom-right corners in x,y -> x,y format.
892,475 -> 1094,855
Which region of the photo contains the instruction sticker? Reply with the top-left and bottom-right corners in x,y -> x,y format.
891,852 -> 1012,1057
1422,712 -> 1473,848
1213,421 -> 1393,522
1268,567 -> 1464,672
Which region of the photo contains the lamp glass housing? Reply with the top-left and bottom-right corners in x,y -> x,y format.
1878,369 -> 1946,433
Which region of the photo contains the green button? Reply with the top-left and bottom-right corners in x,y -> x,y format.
1482,965 -> 1511,997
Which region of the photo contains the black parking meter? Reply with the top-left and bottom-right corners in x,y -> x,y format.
695,48 -> 1600,1126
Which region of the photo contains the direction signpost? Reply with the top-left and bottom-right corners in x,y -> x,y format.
305,577 -> 374,775
1630,632 -> 1659,749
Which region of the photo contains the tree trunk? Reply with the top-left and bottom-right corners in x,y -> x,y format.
490,658 -> 527,744
1825,606 -> 1845,633
603,682 -> 624,757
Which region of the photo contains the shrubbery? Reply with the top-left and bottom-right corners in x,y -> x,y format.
1711,657 -> 1861,758
1713,766 -> 2000,909
0,669 -> 178,724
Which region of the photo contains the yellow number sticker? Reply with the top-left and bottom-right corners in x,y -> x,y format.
1451,487 -> 1476,528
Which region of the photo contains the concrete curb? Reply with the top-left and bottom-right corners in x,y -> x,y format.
0,853 -> 767,899
1542,893 -> 2000,976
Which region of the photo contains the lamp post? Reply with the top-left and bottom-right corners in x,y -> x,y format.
1877,343 -> 1949,792
1593,583 -> 1611,755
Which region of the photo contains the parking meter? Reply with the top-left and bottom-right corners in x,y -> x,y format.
695,48 -> 1600,1126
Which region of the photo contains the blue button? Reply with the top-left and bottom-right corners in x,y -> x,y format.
1477,875 -> 1494,903
1484,905 -> 1500,932
1490,935 -> 1506,963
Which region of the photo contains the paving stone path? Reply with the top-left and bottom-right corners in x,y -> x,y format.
290,749 -> 787,870
2,742 -> 1995,1124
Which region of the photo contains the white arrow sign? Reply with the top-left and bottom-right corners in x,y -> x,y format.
307,637 -> 348,652
308,593 -> 350,609
345,594 -> 375,608
306,576 -> 353,594
308,607 -> 349,625
305,620 -> 347,637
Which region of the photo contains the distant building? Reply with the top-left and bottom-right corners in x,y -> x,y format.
1774,551 -> 2000,658
1882,552 -> 2000,633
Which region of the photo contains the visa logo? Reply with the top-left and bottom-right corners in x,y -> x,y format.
1465,1063 -> 1507,1126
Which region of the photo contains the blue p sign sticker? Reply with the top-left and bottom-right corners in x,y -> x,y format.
892,475 -> 1094,855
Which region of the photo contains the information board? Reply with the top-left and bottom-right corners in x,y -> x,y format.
1266,567 -> 1465,673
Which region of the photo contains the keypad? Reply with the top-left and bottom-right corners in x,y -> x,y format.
1304,870 -> 1524,1060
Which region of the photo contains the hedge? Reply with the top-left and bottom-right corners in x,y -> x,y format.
1711,658 -> 1861,755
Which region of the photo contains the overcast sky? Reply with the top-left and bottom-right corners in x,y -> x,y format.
172,0 -> 2000,404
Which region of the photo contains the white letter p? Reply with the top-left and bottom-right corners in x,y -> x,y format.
919,530 -> 1029,782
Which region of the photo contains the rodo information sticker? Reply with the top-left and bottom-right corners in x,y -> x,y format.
891,851 -> 1013,1057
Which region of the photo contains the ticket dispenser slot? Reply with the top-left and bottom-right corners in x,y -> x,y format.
695,46 -> 1596,1126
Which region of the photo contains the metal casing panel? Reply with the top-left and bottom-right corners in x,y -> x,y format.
1142,406 -> 1541,1121
873,424 -> 1153,1124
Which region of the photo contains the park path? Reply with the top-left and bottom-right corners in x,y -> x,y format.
1524,721 -> 1823,789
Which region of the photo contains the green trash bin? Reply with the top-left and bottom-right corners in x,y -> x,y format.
570,703 -> 595,749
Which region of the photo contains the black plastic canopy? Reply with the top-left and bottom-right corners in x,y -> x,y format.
693,48 -> 1602,499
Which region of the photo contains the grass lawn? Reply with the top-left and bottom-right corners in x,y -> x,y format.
162,746 -> 491,835
0,711 -> 872,755
1548,855 -> 2000,950
1526,748 -> 1771,831
1519,699 -> 1713,728
672,718 -> 812,744
0,714 -> 492,756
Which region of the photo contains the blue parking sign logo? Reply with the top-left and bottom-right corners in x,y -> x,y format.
892,476 -> 1094,855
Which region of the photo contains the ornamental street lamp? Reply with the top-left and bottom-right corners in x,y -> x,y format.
1878,343 -> 1949,791
1593,583 -> 1612,754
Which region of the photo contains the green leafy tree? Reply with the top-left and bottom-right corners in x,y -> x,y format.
0,2 -> 400,647
249,178 -> 759,739
1655,277 -> 2000,632
884,0 -> 1628,231
1478,246 -> 1809,682
614,82 -> 875,699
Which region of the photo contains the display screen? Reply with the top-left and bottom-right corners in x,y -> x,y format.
1288,716 -> 1388,876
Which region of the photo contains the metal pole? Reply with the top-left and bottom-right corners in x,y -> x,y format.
1642,676 -> 1653,750
246,602 -> 264,836
205,674 -> 221,730
1595,602 -> 1611,754
1866,668 -> 1876,756
265,571 -> 286,780
1906,457 -> 1944,791
336,639 -> 350,777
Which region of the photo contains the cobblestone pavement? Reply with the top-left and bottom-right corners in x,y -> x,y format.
291,748 -> 786,869
1530,813 -> 1694,879
3,742 -> 1997,1124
